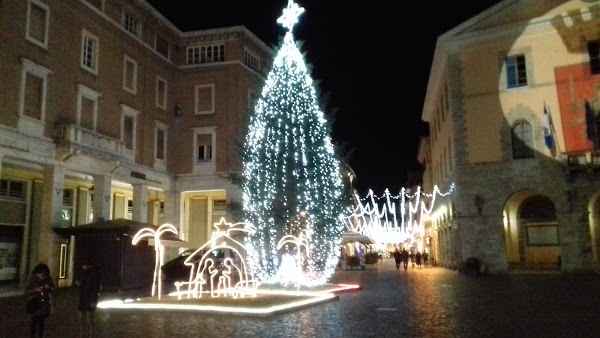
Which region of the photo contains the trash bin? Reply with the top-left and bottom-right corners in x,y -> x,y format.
465,257 -> 481,276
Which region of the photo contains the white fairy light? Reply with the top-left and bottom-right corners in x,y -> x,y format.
132,223 -> 178,300
343,184 -> 455,249
277,0 -> 304,32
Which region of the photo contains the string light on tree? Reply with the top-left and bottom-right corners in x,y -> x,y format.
241,0 -> 346,287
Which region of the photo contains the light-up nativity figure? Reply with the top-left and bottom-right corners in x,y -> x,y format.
173,218 -> 258,300
275,211 -> 311,292
132,223 -> 178,300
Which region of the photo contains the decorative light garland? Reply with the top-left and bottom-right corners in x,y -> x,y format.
343,184 -> 455,248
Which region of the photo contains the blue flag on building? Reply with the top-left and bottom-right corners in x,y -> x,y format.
543,103 -> 553,150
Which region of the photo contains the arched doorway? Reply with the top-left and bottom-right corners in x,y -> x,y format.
504,193 -> 560,271
518,196 -> 560,270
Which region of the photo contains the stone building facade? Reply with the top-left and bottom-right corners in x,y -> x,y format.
0,0 -> 272,287
419,0 -> 600,274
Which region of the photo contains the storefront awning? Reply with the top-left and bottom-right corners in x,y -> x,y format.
53,218 -> 166,236
148,237 -> 188,248
342,231 -> 375,245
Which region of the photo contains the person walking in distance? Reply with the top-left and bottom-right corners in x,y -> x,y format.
400,248 -> 409,271
393,248 -> 402,270
416,251 -> 422,268
75,257 -> 102,338
423,251 -> 429,267
25,262 -> 55,338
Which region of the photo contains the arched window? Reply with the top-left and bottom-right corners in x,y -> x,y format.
511,120 -> 534,159
520,196 -> 558,246
520,196 -> 556,222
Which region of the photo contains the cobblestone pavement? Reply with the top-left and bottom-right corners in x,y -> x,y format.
2,259 -> 600,338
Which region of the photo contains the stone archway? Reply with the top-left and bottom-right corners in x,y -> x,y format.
518,196 -> 560,270
503,191 -> 560,271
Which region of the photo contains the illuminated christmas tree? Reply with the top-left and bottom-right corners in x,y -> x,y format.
241,0 -> 346,286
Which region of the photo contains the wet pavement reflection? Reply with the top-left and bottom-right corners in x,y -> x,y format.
2,259 -> 600,337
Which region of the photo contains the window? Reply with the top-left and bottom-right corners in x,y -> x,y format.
122,11 -> 140,36
0,180 -> 25,200
81,29 -> 99,74
511,120 -> 534,159
26,0 -> 49,49
24,73 -> 43,119
195,84 -> 214,115
193,127 -> 216,163
19,58 -> 51,121
127,199 -> 133,220
506,54 -> 527,88
213,200 -> 226,212
0,179 -> 27,225
123,55 -> 137,94
155,34 -> 169,59
60,189 -> 74,228
156,76 -> 167,109
121,105 -> 138,151
244,49 -> 260,72
197,142 -> 212,162
155,120 -> 167,161
588,40 -> 600,75
76,84 -> 101,131
186,44 -> 225,64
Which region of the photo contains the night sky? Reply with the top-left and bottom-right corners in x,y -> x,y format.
146,0 -> 503,196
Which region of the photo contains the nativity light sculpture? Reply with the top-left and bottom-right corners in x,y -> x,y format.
174,217 -> 258,300
132,223 -> 178,300
276,229 -> 310,292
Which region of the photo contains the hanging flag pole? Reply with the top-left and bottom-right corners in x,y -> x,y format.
547,104 -> 562,154
543,101 -> 553,150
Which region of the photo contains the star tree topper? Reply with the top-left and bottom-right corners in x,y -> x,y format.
277,0 -> 304,32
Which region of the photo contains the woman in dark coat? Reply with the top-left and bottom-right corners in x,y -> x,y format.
25,262 -> 55,337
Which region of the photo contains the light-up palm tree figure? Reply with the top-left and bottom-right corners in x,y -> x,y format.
276,230 -> 309,292
132,223 -> 178,300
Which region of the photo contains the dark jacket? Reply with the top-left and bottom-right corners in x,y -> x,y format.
25,267 -> 55,317
401,249 -> 409,262
76,265 -> 102,311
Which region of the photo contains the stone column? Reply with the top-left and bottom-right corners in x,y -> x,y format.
163,189 -> 181,228
226,185 -> 242,222
38,165 -> 64,280
147,200 -> 159,225
132,184 -> 148,223
92,175 -> 111,222
77,187 -> 91,225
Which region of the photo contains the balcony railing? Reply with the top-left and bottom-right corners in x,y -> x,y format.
563,151 -> 600,171
54,123 -> 127,161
